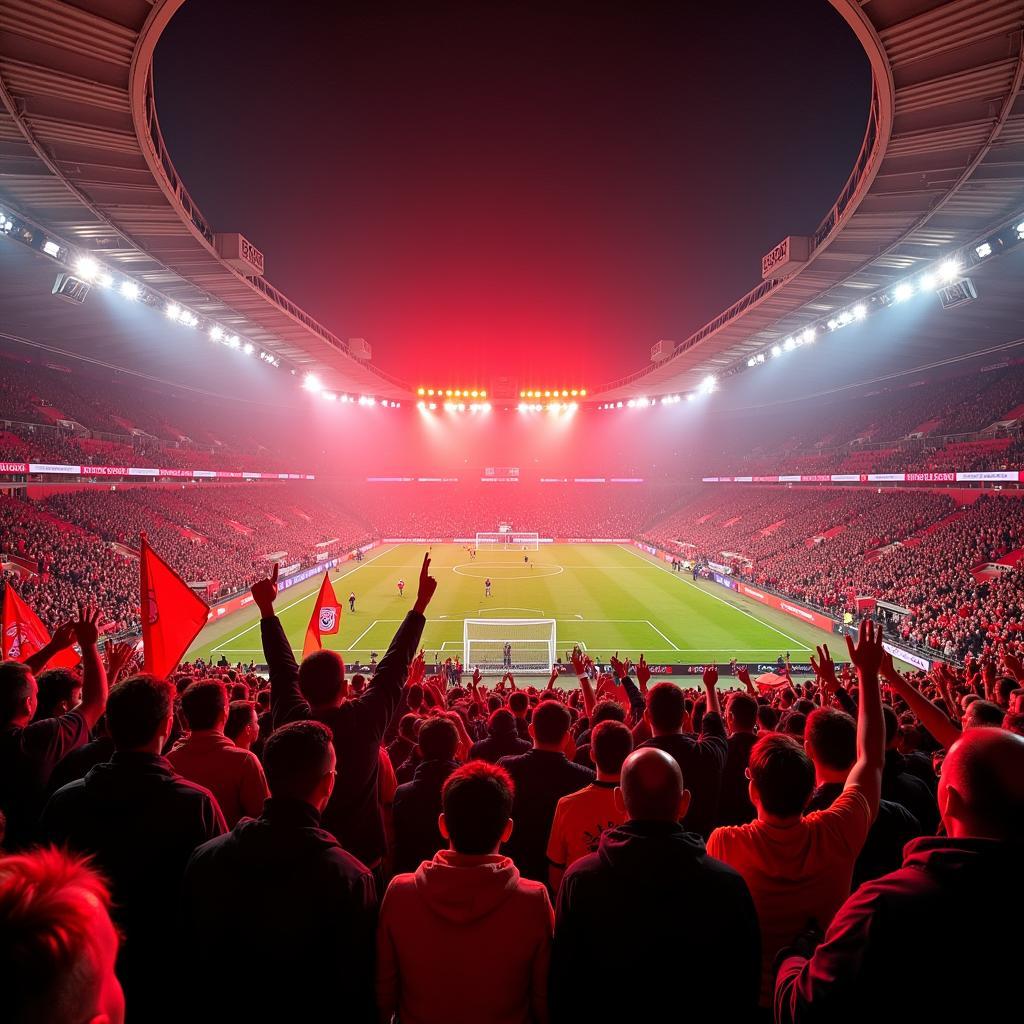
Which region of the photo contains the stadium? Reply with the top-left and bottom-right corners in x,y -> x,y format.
1,2 -> 1023,1023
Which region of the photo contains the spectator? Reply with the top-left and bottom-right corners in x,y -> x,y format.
254,554 -> 436,878
499,701 -> 595,883
776,728 -> 1024,1022
224,699 -> 259,750
0,847 -> 125,1024
546,719 -> 632,891
391,717 -> 460,875
470,708 -> 532,763
377,761 -> 553,1024
33,667 -> 82,721
550,747 -> 760,1023
39,673 -> 226,1022
182,721 -> 377,1022
707,622 -> 885,1007
387,712 -> 421,769
167,679 -> 269,827
637,668 -> 728,837
0,606 -> 107,849
803,706 -> 921,885
718,687 -> 759,825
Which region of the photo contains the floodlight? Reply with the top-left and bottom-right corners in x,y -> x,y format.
75,257 -> 99,280
700,375 -> 717,394
783,337 -> 795,352
96,272 -> 113,288
210,326 -> 223,341
165,302 -> 181,319
853,304 -> 867,319
893,282 -> 914,302
918,273 -> 935,291
119,281 -> 140,301
801,327 -> 816,344
1016,221 -> 1024,240
827,319 -> 838,331
939,259 -> 960,282
771,345 -> 782,358
303,373 -> 322,393
243,343 -> 254,355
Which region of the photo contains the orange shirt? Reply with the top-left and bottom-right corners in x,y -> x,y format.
706,785 -> 872,1006
546,782 -> 625,869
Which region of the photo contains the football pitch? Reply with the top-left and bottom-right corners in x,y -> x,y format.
187,543 -> 829,674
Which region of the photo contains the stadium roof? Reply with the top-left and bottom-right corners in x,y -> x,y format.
594,0 -> 1024,400
0,0 -> 408,399
0,1 -> 1022,405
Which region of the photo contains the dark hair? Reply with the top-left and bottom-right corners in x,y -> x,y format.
532,700 -> 571,745
298,649 -> 345,707
964,700 -> 1005,729
592,720 -> 633,775
398,713 -> 421,741
225,700 -> 257,742
508,691 -> 529,715
350,673 -> 366,695
488,708 -> 516,736
442,761 -> 514,854
0,661 -> 34,724
34,669 -> 82,719
647,682 -> 685,732
748,733 -> 815,818
419,717 -> 458,761
229,682 -> 248,702
783,712 -> 807,739
757,705 -> 779,731
180,680 -> 228,731
263,721 -> 334,800
106,674 -> 174,750
727,692 -> 758,731
255,689 -> 270,712
592,699 -> 626,726
805,708 -> 856,771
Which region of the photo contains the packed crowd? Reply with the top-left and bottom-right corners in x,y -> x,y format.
1,558 -> 1021,1023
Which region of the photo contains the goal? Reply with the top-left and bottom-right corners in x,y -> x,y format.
464,618 -> 556,675
475,531 -> 540,550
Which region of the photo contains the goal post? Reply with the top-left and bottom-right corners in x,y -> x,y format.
475,531 -> 540,551
464,618 -> 556,675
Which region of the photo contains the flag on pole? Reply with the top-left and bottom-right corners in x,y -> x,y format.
140,533 -> 209,678
303,570 -> 342,659
1,585 -> 79,667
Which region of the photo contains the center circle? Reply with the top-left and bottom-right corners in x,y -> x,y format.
452,562 -> 563,579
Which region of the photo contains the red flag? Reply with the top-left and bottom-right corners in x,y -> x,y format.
303,571 -> 342,659
140,533 -> 209,677
1,585 -> 79,668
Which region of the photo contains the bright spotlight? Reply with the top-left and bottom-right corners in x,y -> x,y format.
918,273 -> 935,291
322,391 -> 336,401
771,345 -> 782,358
481,402 -> 491,412
699,375 -> 717,394
756,353 -> 765,364
1016,220 -> 1024,240
627,399 -> 636,408
303,373 -> 322,393
119,281 -> 140,301
939,259 -> 960,282
893,282 -> 914,302
210,326 -> 223,342
801,327 -> 816,345
837,310 -> 853,327
227,335 -> 240,349
165,303 -> 181,319
96,271 -> 113,288
243,342 -> 254,355
75,257 -> 99,281
827,319 -> 838,331
783,337 -> 795,352
853,304 -> 867,320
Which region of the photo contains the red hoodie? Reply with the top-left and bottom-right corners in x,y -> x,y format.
377,850 -> 553,1024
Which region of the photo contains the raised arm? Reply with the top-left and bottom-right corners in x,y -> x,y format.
843,620 -> 885,816
880,654 -> 961,750
253,563 -> 308,727
572,649 -> 596,720
24,620 -> 76,676
73,604 -> 108,731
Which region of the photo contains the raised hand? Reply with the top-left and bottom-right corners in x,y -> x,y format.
810,644 -> 839,693
609,652 -> 629,680
414,553 -> 438,613
104,640 -> 136,685
845,619 -> 884,677
736,665 -> 753,691
702,663 -> 719,688
50,619 -> 77,651
571,647 -> 588,677
636,653 -> 651,689
72,603 -> 104,648
1002,651 -> 1024,682
473,666 -> 482,688
251,562 -> 279,617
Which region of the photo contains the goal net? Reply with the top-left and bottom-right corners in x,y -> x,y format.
464,618 -> 556,675
475,531 -> 540,550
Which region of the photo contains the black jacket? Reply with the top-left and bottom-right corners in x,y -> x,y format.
263,609 -> 424,866
638,711 -> 728,838
882,749 -> 939,835
469,730 -> 532,764
807,782 -> 921,887
776,837 -> 1024,1023
181,798 -> 377,1022
717,730 -> 758,826
391,758 -> 459,875
551,820 -> 760,1023
497,748 -> 595,882
40,752 -> 225,1021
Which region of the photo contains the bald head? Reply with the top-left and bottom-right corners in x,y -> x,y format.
940,728 -> 1024,841
620,748 -> 685,822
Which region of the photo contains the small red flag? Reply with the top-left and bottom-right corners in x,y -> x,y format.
140,533 -> 209,678
303,571 -> 342,659
1,585 -> 79,668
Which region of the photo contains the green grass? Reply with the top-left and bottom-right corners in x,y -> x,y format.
187,543 -> 830,674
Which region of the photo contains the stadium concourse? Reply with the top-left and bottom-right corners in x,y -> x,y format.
3,0 -> 1024,1023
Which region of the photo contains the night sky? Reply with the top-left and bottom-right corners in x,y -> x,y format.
154,0 -> 870,386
